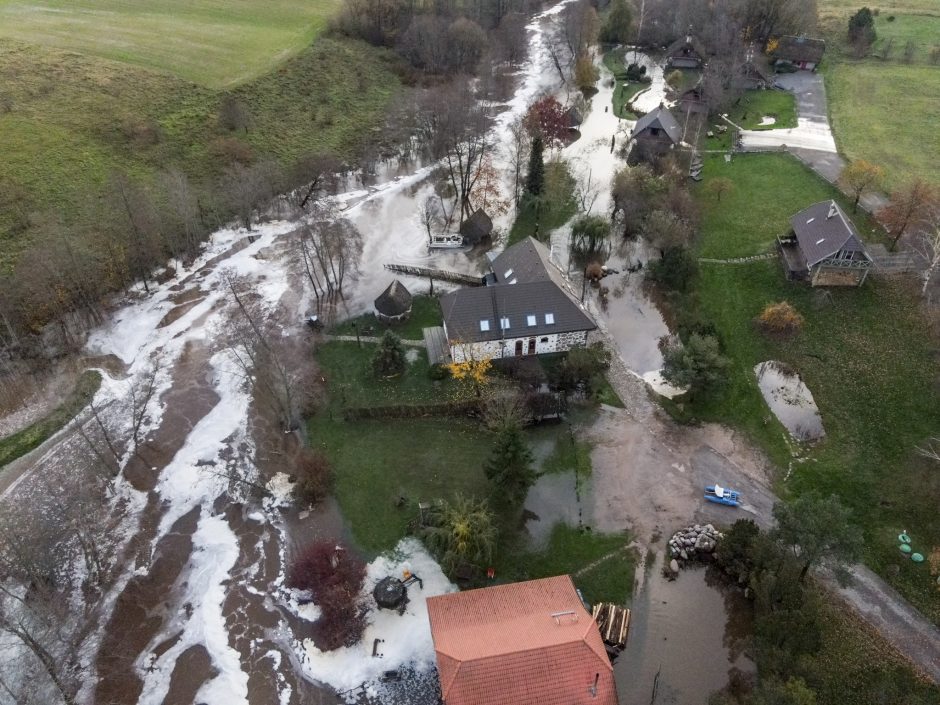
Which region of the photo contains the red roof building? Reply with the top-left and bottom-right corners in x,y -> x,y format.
426,575 -> 618,705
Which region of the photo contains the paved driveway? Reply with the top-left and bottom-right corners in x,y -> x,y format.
739,72 -> 837,152
737,72 -> 889,212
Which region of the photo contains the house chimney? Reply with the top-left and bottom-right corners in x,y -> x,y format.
827,201 -> 838,219
589,673 -> 600,697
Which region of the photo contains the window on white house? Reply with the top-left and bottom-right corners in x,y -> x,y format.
540,337 -> 549,343
479,320 -> 490,332
500,317 -> 510,329
527,315 -> 537,326
545,313 -> 555,325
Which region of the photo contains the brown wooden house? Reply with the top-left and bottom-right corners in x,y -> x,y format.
665,34 -> 707,69
629,107 -> 682,163
771,35 -> 826,71
778,200 -> 873,286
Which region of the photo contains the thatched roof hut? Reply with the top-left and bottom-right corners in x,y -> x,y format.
374,279 -> 413,322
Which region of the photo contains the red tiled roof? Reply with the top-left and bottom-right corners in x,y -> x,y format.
427,575 -> 618,705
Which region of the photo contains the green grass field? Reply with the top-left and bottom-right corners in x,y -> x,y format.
689,153 -> 940,623
725,89 -> 798,130
0,0 -> 342,88
825,60 -> 940,189
816,4 -> 940,189
0,37 -> 401,264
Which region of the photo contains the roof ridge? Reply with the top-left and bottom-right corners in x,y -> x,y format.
436,631 -> 597,660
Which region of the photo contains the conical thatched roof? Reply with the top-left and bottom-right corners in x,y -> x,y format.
374,279 -> 412,316
459,209 -> 494,245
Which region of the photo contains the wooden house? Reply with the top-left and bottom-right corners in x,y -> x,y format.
777,200 -> 873,286
629,107 -> 682,163
771,35 -> 826,71
665,34 -> 707,69
459,209 -> 493,246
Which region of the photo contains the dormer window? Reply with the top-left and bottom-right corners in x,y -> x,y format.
500,317 -> 510,330
527,315 -> 537,327
480,320 -> 490,332
545,313 -> 555,325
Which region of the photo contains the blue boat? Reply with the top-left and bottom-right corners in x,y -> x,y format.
704,484 -> 740,507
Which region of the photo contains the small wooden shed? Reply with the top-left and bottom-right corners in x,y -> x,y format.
459,209 -> 493,246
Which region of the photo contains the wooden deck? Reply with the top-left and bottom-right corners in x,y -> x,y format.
423,326 -> 451,366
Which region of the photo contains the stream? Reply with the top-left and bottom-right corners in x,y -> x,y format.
1,4 -> 749,704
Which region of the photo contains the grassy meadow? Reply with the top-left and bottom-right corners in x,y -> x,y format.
817,5 -> 940,188
0,37 -> 401,265
0,0 -> 342,87
689,153 -> 940,623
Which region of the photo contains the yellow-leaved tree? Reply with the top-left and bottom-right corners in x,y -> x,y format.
446,344 -> 493,398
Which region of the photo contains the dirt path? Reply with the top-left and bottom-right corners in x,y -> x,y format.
591,325 -> 940,683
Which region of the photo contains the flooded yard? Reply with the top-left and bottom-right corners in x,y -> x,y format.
616,553 -> 754,705
754,361 -> 825,441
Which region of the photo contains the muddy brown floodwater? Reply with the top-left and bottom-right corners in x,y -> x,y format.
616,551 -> 754,705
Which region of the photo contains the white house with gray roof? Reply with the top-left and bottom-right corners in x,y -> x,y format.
777,200 -> 873,286
439,238 -> 596,362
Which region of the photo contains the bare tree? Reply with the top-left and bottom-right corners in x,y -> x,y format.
294,205 -> 363,311
106,171 -> 164,294
417,85 -> 492,224
222,272 -> 303,431
877,178 -> 939,250
419,195 -> 444,244
911,221 -> 940,299
290,152 -> 343,211
157,168 -> 205,262
219,160 -> 283,231
506,117 -> 531,205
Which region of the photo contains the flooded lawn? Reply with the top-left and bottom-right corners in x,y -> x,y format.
524,469 -> 592,546
754,361 -> 825,441
616,552 -> 754,705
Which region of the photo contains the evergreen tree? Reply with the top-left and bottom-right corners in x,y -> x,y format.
421,494 -> 498,576
661,333 -> 730,395
483,426 -> 536,504
525,134 -> 545,197
372,330 -> 406,377
848,7 -> 876,45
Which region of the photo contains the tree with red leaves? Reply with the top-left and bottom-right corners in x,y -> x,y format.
288,540 -> 367,651
523,96 -> 570,147
877,178 -> 939,250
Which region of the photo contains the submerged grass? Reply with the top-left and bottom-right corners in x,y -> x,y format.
0,370 -> 102,470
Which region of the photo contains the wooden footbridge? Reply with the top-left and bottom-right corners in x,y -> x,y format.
384,263 -> 483,287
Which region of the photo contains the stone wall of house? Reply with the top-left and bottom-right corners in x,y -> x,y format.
449,330 -> 590,362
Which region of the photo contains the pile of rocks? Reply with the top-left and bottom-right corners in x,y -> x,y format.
668,524 -> 723,563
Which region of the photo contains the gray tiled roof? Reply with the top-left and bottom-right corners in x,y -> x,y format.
665,35 -> 707,62
441,237 -> 595,344
441,282 -> 595,343
631,107 -> 681,144
789,200 -> 871,267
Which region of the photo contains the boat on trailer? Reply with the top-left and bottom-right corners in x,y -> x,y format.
704,484 -> 740,507
428,233 -> 465,249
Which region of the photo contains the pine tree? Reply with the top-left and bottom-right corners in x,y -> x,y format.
372,331 -> 406,377
525,135 -> 545,197
483,426 -> 536,504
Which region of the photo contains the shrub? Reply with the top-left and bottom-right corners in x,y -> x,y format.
428,363 -> 450,381
625,63 -> 647,81
886,14 -> 895,21
552,343 -> 612,397
755,301 -> 804,338
288,540 -> 367,651
293,448 -> 332,506
211,136 -> 254,164
647,247 -> 697,292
